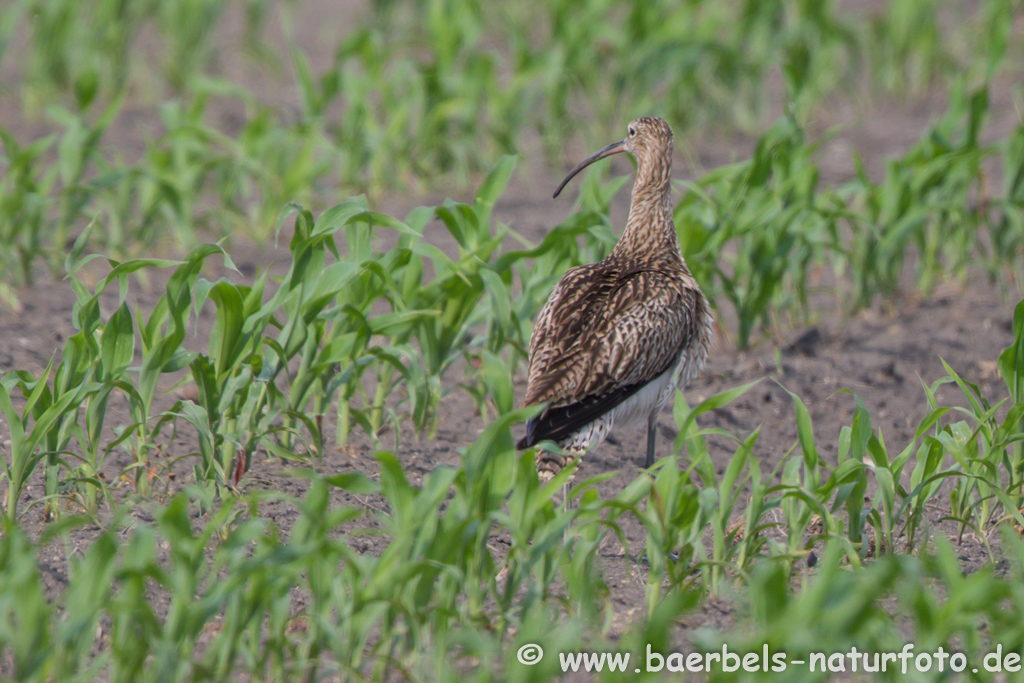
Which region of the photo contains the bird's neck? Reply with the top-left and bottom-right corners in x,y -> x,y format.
611,154 -> 681,262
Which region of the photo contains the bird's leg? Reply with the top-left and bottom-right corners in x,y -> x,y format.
561,464 -> 573,544
644,411 -> 658,468
561,450 -> 577,513
562,481 -> 571,545
537,448 -> 577,512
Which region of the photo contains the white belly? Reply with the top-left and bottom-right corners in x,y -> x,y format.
608,359 -> 679,429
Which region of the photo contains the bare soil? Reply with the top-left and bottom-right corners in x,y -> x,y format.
1,0 -> 1023,670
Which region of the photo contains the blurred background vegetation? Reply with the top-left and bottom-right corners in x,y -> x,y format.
1,0 -> 1021,277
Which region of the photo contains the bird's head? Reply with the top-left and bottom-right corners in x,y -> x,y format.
553,117 -> 673,198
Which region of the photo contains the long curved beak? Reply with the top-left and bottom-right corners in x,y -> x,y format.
553,139 -> 627,198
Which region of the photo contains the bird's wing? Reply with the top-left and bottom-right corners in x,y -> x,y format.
519,265 -> 707,448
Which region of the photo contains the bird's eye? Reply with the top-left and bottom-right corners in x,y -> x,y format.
628,127 -> 636,137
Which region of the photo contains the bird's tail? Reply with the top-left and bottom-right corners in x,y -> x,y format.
535,448 -> 583,484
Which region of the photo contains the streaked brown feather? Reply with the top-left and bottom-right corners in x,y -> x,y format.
520,263 -> 708,447
525,266 -> 699,405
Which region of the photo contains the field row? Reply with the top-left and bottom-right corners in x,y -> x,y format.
6,107 -> 1024,515
3,79 -> 1024,342
1,0 -> 1021,289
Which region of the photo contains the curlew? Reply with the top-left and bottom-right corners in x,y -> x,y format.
517,117 -> 713,482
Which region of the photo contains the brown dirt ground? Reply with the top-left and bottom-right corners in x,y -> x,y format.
2,0 -> 1024,674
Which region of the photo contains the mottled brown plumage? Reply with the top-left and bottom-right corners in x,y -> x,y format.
518,117 -> 713,481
